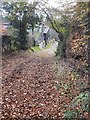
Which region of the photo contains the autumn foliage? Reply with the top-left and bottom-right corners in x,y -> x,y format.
64,2 -> 89,119
66,2 -> 89,74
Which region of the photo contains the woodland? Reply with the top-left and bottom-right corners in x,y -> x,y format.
1,1 -> 90,119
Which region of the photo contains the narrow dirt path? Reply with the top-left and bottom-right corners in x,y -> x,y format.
2,42 -> 65,119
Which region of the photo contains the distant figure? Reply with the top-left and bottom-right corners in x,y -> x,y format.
43,26 -> 49,47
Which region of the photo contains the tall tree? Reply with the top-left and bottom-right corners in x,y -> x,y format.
2,2 -> 43,50
36,1 -> 74,58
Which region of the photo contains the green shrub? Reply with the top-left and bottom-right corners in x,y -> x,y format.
64,91 -> 90,119
55,39 -> 66,58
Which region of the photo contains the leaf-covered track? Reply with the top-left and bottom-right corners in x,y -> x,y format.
2,45 -> 63,119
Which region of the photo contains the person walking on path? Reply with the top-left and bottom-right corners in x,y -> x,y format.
43,26 -> 49,47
